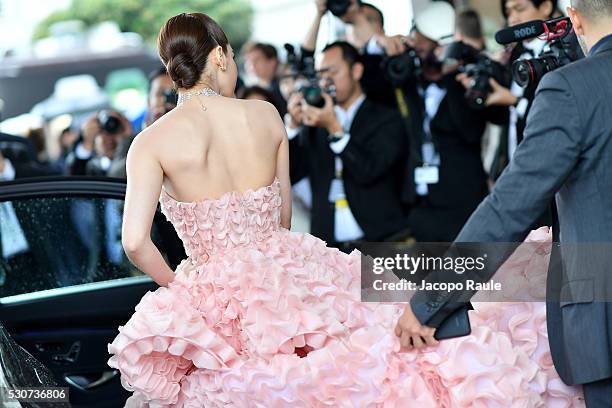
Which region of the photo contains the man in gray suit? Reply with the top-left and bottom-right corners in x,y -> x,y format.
395,1 -> 612,405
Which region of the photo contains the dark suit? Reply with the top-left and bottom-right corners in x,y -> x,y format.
289,97 -> 409,244
411,36 -> 612,403
402,75 -> 491,242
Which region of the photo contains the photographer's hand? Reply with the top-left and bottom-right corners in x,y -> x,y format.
81,115 -> 101,153
302,93 -> 342,134
375,35 -> 409,57
485,78 -> 518,107
315,0 -> 326,17
287,92 -> 305,129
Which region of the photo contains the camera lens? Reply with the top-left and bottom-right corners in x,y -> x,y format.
384,49 -> 420,85
513,60 -> 536,88
97,110 -> 123,135
302,85 -> 325,108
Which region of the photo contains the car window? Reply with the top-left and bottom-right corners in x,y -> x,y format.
0,195 -> 177,298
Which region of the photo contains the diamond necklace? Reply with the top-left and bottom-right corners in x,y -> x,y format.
177,87 -> 220,109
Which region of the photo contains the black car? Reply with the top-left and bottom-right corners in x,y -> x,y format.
0,176 -> 185,407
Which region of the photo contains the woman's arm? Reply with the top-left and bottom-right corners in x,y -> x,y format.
121,134 -> 175,286
267,104 -> 292,230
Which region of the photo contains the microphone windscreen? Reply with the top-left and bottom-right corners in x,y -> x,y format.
495,20 -> 545,45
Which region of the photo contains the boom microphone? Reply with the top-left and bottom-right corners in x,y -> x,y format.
495,20 -> 546,45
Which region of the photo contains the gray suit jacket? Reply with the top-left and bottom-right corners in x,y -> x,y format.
411,35 -> 612,385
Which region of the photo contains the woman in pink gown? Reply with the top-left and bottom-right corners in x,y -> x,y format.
108,12 -> 584,407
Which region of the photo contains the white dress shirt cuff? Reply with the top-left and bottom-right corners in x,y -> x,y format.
329,133 -> 351,154
286,126 -> 301,141
75,143 -> 94,160
0,158 -> 16,181
365,36 -> 385,55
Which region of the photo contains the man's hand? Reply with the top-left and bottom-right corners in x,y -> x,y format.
302,93 -> 342,134
81,115 -> 101,153
287,92 -> 305,129
315,0 -> 326,17
395,304 -> 438,350
375,35 -> 409,56
485,78 -> 518,107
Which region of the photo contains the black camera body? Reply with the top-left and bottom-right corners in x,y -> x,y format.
381,47 -> 422,86
284,44 -> 335,108
97,110 -> 123,135
327,0 -> 352,17
445,41 -> 508,109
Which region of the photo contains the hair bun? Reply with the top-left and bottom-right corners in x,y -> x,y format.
166,52 -> 199,89
158,13 -> 229,89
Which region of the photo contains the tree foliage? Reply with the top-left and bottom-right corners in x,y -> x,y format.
33,0 -> 253,50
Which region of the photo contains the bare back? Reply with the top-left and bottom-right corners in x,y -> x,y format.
152,97 -> 283,202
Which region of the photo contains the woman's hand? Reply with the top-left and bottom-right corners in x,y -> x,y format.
395,304 -> 438,350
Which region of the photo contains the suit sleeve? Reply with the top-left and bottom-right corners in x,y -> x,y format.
410,70 -> 583,326
339,111 -> 406,185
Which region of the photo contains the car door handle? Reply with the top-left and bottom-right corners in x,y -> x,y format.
64,370 -> 118,391
51,341 -> 81,365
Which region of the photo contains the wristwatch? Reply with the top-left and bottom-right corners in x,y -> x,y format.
328,131 -> 346,143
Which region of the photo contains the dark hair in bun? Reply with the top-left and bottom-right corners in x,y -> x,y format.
158,13 -> 229,89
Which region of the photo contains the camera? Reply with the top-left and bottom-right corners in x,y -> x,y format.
283,44 -> 336,108
97,110 -> 123,135
381,47 -> 422,86
327,0 -> 352,17
512,34 -> 581,89
444,41 -> 508,109
499,17 -> 583,89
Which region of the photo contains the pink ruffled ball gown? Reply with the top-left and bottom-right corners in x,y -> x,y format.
108,178 -> 584,407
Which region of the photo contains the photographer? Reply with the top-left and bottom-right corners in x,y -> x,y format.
388,2 -> 504,242
486,0 -> 559,179
302,0 -> 397,107
145,66 -> 176,128
286,41 -> 408,252
106,67 -> 177,178
243,42 -> 287,116
65,110 -> 134,176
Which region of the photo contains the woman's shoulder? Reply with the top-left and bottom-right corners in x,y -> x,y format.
128,112 -> 182,156
234,97 -> 279,117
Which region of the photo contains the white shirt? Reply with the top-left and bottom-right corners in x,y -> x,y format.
330,94 -> 366,242
508,38 -> 548,158
417,83 -> 446,196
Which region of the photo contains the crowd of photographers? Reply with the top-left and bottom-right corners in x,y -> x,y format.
273,0 -> 579,251
1,0 -> 582,251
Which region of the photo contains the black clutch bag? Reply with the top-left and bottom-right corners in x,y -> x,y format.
433,304 -> 473,340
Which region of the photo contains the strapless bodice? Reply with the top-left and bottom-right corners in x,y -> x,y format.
159,177 -> 282,263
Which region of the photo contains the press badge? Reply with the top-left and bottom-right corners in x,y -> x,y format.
414,165 -> 439,185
